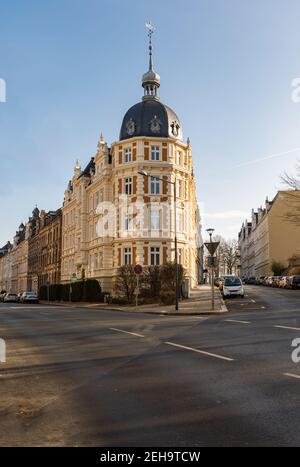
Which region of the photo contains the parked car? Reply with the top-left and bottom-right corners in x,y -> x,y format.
262,276 -> 270,286
271,276 -> 281,287
289,275 -> 300,290
16,292 -> 23,302
256,276 -> 266,285
0,291 -> 7,302
265,277 -> 273,286
20,292 -> 39,304
222,276 -> 244,298
219,275 -> 234,291
4,293 -> 18,303
247,276 -> 256,285
278,276 -> 289,288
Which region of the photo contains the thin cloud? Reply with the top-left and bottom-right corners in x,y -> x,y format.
203,210 -> 249,220
236,148 -> 300,168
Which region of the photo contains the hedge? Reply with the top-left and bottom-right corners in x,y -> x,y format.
39,279 -> 103,302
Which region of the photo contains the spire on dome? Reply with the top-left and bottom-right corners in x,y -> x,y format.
142,21 -> 160,101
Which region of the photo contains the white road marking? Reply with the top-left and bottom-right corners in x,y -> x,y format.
109,327 -> 145,338
164,341 -> 234,361
9,306 -> 52,310
251,299 -> 256,303
274,325 -> 300,332
224,319 -> 251,324
284,372 -> 300,380
261,306 -> 266,309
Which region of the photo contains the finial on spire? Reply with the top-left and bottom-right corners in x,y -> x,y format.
99,133 -> 105,144
74,159 -> 81,177
146,20 -> 154,71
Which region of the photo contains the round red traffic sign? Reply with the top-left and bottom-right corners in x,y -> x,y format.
134,264 -> 143,275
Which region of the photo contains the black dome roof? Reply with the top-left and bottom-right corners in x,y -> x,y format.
119,99 -> 182,141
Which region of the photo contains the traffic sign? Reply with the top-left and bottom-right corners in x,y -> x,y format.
134,264 -> 143,275
71,272 -> 77,282
204,242 -> 220,256
207,256 -> 218,268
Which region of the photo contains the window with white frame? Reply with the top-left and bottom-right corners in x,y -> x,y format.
125,177 -> 132,195
176,209 -> 184,233
124,247 -> 132,265
150,247 -> 160,265
151,145 -> 160,161
177,150 -> 182,165
178,248 -> 183,264
150,209 -> 160,231
150,176 -> 160,195
124,147 -> 132,163
124,213 -> 133,231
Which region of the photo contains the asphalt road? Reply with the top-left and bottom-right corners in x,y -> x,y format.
0,285 -> 300,447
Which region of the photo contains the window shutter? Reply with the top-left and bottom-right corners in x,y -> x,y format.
144,147 -> 149,160
118,178 -> 122,194
143,246 -> 148,265
162,147 -> 168,161
118,248 -> 121,266
133,147 -> 137,161
119,151 -> 122,164
133,176 -> 137,194
143,176 -> 148,194
133,246 -> 136,265
163,246 -> 167,264
162,176 -> 168,195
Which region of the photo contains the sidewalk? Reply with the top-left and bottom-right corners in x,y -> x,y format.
40,285 -> 228,315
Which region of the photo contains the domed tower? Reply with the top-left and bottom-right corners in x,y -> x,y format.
119,22 -> 182,141
110,22 -> 200,289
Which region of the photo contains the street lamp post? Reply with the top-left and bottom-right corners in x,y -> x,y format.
206,228 -> 215,311
138,170 -> 179,311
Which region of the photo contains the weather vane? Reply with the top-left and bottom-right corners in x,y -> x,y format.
145,20 -> 154,39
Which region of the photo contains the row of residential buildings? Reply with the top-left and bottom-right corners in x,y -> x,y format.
0,34 -> 202,295
238,190 -> 300,277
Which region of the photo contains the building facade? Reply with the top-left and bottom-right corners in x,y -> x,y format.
61,33 -> 202,293
239,191 -> 300,277
28,208 -> 62,293
0,242 -> 13,291
10,223 -> 29,293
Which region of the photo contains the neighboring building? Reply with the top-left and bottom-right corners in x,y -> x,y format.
61,30 -> 202,293
11,223 -> 29,293
28,208 -> 62,293
239,191 -> 300,277
0,241 -> 13,291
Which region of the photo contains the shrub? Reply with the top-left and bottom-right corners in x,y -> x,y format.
159,262 -> 185,298
160,290 -> 176,305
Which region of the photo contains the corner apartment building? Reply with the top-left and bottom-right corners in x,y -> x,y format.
61,37 -> 202,292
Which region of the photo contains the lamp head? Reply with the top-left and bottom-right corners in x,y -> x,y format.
138,170 -> 149,177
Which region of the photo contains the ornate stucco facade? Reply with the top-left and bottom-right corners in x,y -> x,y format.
239,191 -> 300,277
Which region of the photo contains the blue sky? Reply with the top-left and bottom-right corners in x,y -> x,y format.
1,0 -> 300,245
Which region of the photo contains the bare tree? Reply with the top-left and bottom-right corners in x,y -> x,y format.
280,159 -> 300,225
115,265 -> 136,303
222,239 -> 239,274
